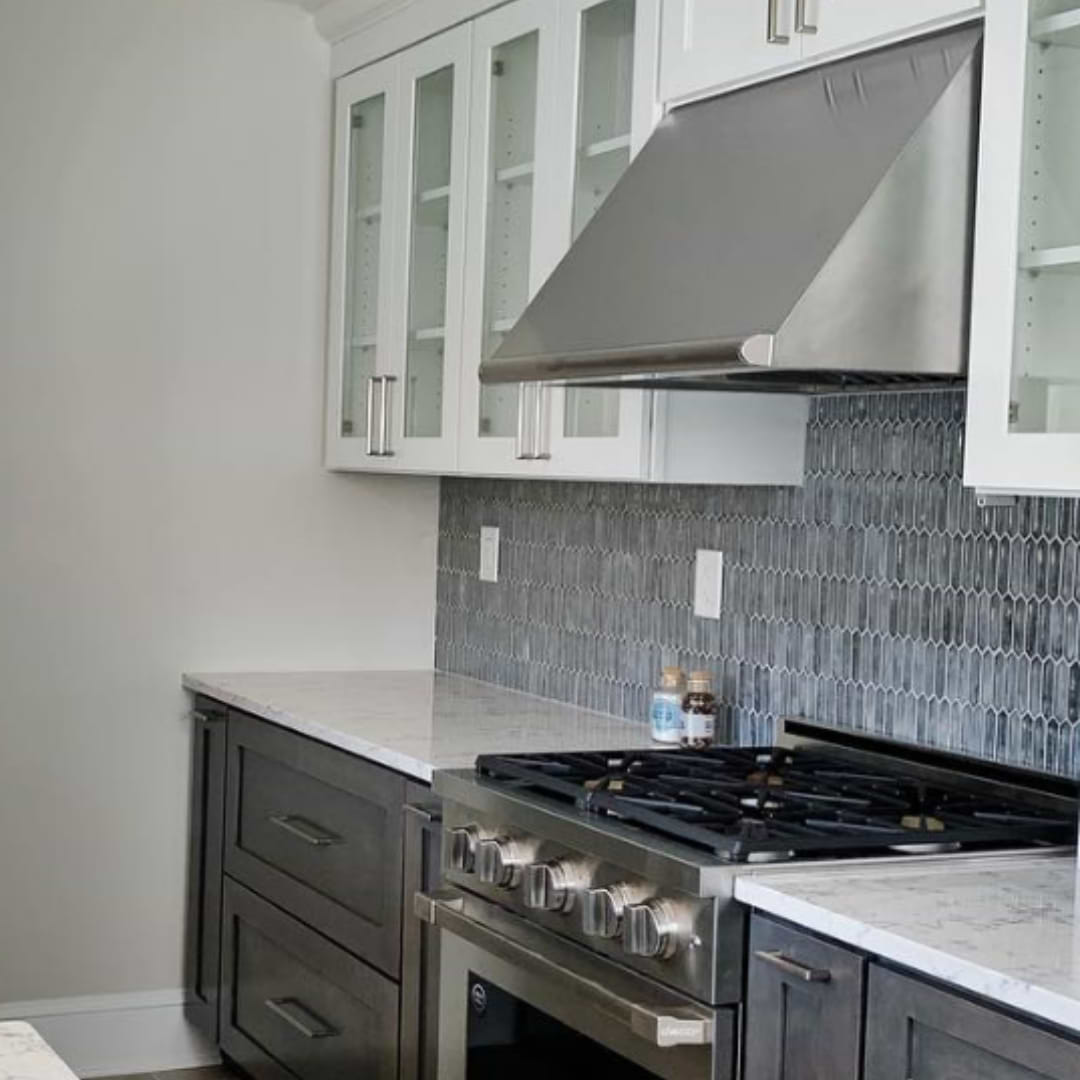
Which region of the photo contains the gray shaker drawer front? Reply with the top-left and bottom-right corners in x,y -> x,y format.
221,878 -> 399,1080
225,711 -> 406,976
865,964 -> 1080,1080
744,914 -> 866,1080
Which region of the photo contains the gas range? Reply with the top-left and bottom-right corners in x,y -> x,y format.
430,720 -> 1077,1008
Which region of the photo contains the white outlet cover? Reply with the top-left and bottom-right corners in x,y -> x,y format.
694,549 -> 724,619
479,526 -> 500,583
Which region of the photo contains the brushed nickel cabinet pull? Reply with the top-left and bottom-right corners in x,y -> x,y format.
269,814 -> 344,848
795,0 -> 818,34
754,949 -> 832,982
264,997 -> 339,1039
767,0 -> 790,43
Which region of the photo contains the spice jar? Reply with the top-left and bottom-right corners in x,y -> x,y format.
681,670 -> 716,749
650,666 -> 685,743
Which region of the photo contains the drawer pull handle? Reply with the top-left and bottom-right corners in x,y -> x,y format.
269,814 -> 343,847
754,950 -> 832,983
264,997 -> 339,1039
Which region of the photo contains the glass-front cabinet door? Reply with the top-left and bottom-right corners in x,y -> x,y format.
966,0 -> 1080,495
459,1 -> 560,475
545,0 -> 661,480
390,28 -> 471,471
326,57 -> 399,469
326,29 -> 469,472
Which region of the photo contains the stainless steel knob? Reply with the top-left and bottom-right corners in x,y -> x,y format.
582,883 -> 641,939
624,900 -> 683,960
476,838 -> 528,889
447,827 -> 480,873
524,859 -> 584,913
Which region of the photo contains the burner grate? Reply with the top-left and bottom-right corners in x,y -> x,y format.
475,747 -> 1077,862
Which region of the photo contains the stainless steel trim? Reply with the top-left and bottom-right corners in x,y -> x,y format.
365,376 -> 379,456
754,949 -> 831,983
416,890 -> 713,1048
264,997 -> 339,1039
268,814 -> 343,847
379,375 -> 396,456
401,803 -> 442,1080
794,0 -> 817,34
766,0 -> 790,43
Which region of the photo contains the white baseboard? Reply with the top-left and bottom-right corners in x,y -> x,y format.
0,990 -> 219,1078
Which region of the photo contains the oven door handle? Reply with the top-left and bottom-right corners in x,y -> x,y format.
414,890 -> 713,1049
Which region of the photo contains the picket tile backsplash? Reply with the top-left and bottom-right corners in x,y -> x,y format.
436,392 -> 1080,776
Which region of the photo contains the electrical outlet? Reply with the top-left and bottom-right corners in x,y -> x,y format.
693,549 -> 724,619
479,526 -> 500,583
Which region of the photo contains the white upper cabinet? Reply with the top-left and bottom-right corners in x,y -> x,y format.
660,0 -> 802,105
544,0 -> 661,480
660,0 -> 982,106
799,0 -> 983,61
326,56 -> 399,469
459,0 -> 560,476
965,0 -> 1080,496
325,27 -> 470,472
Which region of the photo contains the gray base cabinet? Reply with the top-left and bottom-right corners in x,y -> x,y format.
865,965 -> 1080,1080
185,700 -> 442,1080
743,915 -> 866,1080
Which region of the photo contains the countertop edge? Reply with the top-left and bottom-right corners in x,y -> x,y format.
182,674 -> 434,783
734,875 -> 1080,1037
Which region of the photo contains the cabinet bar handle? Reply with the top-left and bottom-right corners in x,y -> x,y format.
380,375 -> 396,456
515,383 -> 532,459
532,384 -> 550,460
767,0 -> 790,43
754,949 -> 831,982
795,0 -> 817,34
269,814 -> 344,847
264,997 -> 339,1039
365,376 -> 380,456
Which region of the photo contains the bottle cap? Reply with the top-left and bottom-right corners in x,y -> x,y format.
660,666 -> 684,689
687,670 -> 713,693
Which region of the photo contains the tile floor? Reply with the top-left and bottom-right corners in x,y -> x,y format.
98,1067 -> 235,1080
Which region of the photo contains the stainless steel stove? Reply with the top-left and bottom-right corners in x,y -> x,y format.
417,721 -> 1077,1080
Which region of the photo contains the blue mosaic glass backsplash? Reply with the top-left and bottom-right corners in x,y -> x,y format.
436,391 -> 1080,777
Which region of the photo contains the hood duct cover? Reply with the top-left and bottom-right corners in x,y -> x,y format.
481,23 -> 982,392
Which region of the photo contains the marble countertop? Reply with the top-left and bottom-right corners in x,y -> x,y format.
0,1024 -> 76,1080
736,851 -> 1080,1036
182,670 -> 653,782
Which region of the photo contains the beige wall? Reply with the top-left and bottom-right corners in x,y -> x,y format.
0,0 -> 438,1001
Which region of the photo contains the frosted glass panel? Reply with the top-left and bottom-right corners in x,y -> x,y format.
342,93 -> 386,439
480,31 -> 539,439
565,0 -> 636,440
1011,2 -> 1080,434
406,66 -> 454,439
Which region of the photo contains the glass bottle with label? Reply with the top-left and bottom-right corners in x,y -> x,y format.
681,671 -> 716,750
649,666 -> 685,743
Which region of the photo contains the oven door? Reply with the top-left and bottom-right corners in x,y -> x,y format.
415,888 -> 736,1080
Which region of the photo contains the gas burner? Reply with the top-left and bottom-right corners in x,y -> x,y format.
475,746 -> 1077,863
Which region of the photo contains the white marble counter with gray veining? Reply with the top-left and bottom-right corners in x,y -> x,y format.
736,851 -> 1080,1036
0,1024 -> 76,1080
182,670 -> 653,783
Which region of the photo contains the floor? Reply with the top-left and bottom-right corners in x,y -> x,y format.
97,1068 -> 235,1080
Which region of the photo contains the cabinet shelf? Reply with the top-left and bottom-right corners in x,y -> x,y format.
582,133 -> 631,159
490,317 -> 518,334
413,326 -> 446,341
494,161 -> 535,183
1020,245 -> 1080,274
352,204 -> 382,222
1031,8 -> 1080,47
350,335 -> 377,349
418,185 -> 451,204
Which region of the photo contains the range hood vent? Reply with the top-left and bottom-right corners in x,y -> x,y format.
480,23 -> 982,393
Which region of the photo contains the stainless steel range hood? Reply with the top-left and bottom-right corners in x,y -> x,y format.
480,23 -> 982,394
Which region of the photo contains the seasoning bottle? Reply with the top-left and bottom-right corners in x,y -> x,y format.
681,671 -> 717,749
649,667 -> 685,744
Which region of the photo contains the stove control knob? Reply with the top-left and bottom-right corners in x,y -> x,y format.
447,827 -> 480,874
582,884 -> 638,939
477,838 -> 529,889
524,860 -> 584,914
624,900 -> 684,960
